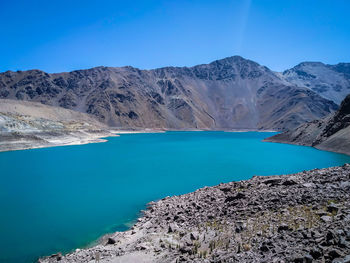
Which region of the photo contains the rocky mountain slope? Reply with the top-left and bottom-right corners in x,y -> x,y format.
40,164 -> 350,263
0,99 -> 114,152
281,62 -> 350,105
265,94 -> 350,155
0,56 -> 339,131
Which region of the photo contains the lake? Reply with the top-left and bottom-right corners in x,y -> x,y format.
0,131 -> 349,263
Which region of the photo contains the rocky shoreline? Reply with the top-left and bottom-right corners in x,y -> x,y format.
265,94 -> 350,156
0,99 -> 117,152
40,164 -> 350,263
0,129 -> 117,152
0,99 -> 169,152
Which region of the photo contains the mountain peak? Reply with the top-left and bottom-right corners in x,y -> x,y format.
298,61 -> 325,67
210,55 -> 259,66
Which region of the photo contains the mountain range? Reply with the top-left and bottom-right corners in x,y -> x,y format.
1,56 -> 349,131
281,62 -> 350,104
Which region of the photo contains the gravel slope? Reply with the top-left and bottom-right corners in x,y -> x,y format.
0,99 -> 115,152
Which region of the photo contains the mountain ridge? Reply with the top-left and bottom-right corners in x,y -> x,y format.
281,61 -> 350,104
0,56 -> 345,131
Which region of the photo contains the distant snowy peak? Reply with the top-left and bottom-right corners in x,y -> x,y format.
281,62 -> 350,105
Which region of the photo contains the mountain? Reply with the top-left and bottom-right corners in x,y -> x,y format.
0,99 -> 113,152
0,56 -> 339,131
281,62 -> 350,104
265,94 -> 350,155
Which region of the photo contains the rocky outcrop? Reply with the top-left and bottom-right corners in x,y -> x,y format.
0,56 -> 339,131
265,94 -> 350,155
281,62 -> 350,104
0,99 -> 115,152
39,164 -> 350,263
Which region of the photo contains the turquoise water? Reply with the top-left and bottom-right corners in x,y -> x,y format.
0,131 -> 350,263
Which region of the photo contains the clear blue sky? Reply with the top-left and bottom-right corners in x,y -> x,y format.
1,0 -> 349,73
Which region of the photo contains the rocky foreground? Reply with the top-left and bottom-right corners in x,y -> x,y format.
41,165 -> 350,263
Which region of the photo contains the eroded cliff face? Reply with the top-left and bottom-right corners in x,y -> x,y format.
0,56 -> 338,131
265,94 -> 350,155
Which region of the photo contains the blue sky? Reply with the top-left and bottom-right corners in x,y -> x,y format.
1,0 -> 349,73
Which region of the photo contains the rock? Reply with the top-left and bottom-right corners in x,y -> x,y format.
48,253 -> 62,261
311,230 -> 323,239
339,237 -> 350,248
327,230 -> 337,244
316,210 -> 328,217
168,223 -> 178,233
219,187 -> 232,193
189,232 -> 198,241
302,183 -> 316,188
260,244 -> 269,252
179,246 -> 192,254
181,233 -> 195,245
242,243 -> 251,251
328,249 -> 343,260
340,181 -> 350,189
328,204 -> 339,214
321,215 -> 333,223
343,255 -> 350,263
106,237 -> 116,245
136,244 -> 150,251
291,254 -> 304,263
235,221 -> 247,233
207,214 -> 215,219
282,179 -> 298,186
225,192 -> 246,202
278,224 -> 290,232
263,178 -> 282,186
303,254 -> 314,263
310,248 -> 322,259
